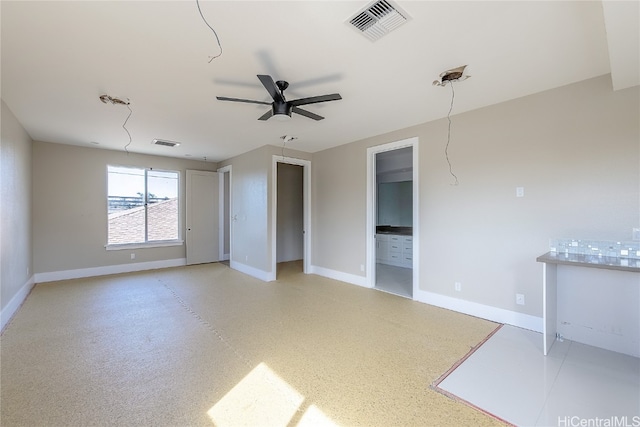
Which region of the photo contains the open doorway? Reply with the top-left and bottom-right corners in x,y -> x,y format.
366,138 -> 419,299
218,165 -> 232,264
276,163 -> 303,276
271,156 -> 311,280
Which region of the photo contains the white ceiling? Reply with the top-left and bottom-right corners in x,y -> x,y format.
1,1 -> 638,162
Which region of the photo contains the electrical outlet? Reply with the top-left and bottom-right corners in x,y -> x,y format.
360,264 -> 365,272
633,228 -> 640,241
516,187 -> 524,198
516,293 -> 525,305
455,282 -> 462,292
131,253 -> 135,260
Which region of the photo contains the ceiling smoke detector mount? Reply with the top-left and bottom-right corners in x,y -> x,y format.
99,94 -> 130,105
433,65 -> 471,87
280,135 -> 298,143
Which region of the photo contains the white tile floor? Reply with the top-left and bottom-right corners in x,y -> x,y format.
375,263 -> 412,298
436,325 -> 640,427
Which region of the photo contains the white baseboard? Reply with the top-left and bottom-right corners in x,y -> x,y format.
1,275 -> 35,332
309,264 -> 541,331
309,265 -> 369,288
230,260 -> 274,282
415,289 -> 543,332
34,258 -> 187,283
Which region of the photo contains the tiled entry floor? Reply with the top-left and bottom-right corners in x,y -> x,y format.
375,263 -> 412,298
435,325 -> 640,426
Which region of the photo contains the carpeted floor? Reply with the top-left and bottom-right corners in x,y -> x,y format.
1,261 -> 503,426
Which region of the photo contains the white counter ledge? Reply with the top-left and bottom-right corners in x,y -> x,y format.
537,251 -> 640,273
537,251 -> 640,356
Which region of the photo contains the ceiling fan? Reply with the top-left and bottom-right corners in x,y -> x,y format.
216,75 -> 342,121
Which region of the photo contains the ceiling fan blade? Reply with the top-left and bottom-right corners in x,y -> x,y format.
216,96 -> 271,105
258,109 -> 273,121
257,75 -> 285,103
290,93 -> 342,107
292,106 -> 324,121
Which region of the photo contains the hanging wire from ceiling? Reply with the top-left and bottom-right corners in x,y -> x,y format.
433,65 -> 470,186
280,135 -> 297,160
196,0 -> 223,62
445,83 -> 459,186
122,104 -> 133,154
99,94 -> 133,154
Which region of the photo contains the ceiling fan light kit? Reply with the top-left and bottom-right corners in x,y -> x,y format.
217,74 -> 342,121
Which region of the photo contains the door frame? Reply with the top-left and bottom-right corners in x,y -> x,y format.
217,165 -> 232,262
271,155 -> 311,279
366,137 -> 419,299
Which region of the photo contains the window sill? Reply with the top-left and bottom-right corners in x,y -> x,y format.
105,240 -> 184,251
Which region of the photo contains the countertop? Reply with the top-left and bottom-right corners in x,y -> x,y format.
536,251 -> 640,273
376,226 -> 413,236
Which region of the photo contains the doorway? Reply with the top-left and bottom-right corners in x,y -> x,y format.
271,156 -> 311,280
366,138 -> 419,299
276,163 -> 303,276
217,165 -> 232,264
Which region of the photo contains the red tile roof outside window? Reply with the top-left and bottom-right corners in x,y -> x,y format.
108,198 -> 178,244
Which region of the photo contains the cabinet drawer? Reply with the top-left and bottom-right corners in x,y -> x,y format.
389,244 -> 402,253
403,242 -> 413,251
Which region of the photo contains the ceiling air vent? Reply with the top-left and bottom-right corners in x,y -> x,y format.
152,139 -> 180,147
347,0 -> 410,42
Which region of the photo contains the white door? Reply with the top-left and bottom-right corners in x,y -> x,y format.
186,170 -> 219,265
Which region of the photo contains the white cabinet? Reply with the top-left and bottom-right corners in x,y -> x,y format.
376,234 -> 412,268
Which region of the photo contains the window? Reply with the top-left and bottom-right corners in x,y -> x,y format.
107,166 -> 180,247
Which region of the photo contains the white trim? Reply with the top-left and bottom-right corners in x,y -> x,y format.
271,156 -> 312,278
414,288 -> 543,332
366,137 -> 419,297
106,240 -> 183,250
230,260 -> 273,282
34,258 -> 187,283
311,262 -> 541,331
309,265 -> 368,288
218,169 -> 225,260
1,275 -> 35,332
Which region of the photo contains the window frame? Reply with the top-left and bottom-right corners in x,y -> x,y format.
105,165 -> 183,250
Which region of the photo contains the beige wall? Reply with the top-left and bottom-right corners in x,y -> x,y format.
1,100 -> 33,312
5,74 -> 638,324
311,75 -> 639,318
220,145 -> 270,271
32,142 -> 217,273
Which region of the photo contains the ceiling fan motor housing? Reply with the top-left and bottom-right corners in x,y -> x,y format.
273,101 -> 292,117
